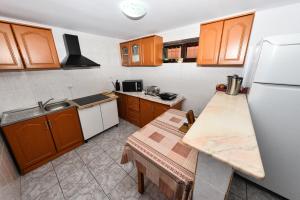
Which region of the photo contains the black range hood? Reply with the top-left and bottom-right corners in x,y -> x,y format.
62,34 -> 100,69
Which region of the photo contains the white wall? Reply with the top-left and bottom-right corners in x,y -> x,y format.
0,17 -> 128,114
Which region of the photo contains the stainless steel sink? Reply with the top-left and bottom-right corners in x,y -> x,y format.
44,101 -> 71,112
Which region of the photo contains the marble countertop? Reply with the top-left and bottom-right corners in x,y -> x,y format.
182,92 -> 265,179
115,91 -> 184,107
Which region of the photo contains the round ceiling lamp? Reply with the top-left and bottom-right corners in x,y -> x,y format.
120,0 -> 147,20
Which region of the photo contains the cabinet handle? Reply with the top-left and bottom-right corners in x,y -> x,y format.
44,121 -> 50,130
48,120 -> 53,129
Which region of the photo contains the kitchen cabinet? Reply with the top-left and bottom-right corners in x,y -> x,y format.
100,100 -> 119,130
12,24 -> 60,69
1,107 -> 84,174
197,21 -> 224,65
0,22 -> 24,70
47,107 -> 83,152
197,13 -> 254,66
120,35 -> 163,67
78,105 -> 104,140
78,99 -> 119,140
130,39 -> 142,66
116,92 -> 183,127
117,93 -> 127,119
2,116 -> 57,172
120,42 -> 130,66
218,14 -> 254,65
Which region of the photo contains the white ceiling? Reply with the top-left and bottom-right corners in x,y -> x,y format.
0,0 -> 299,39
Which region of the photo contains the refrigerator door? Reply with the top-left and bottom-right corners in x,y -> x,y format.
253,34 -> 300,86
248,83 -> 300,200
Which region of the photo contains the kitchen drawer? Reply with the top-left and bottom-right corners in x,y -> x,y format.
127,96 -> 140,112
127,109 -> 140,126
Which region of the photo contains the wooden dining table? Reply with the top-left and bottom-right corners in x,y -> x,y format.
121,109 -> 198,200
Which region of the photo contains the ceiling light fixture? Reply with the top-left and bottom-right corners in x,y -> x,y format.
120,0 -> 147,20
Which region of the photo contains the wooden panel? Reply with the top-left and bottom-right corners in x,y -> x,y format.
0,22 -> 23,70
197,21 -> 224,65
141,37 -> 154,66
11,24 -> 60,69
116,93 -> 127,119
127,95 -> 140,112
120,42 -> 130,66
127,109 -> 140,127
218,14 -> 254,65
154,36 -> 163,66
47,107 -> 84,152
2,116 -> 56,170
153,103 -> 169,118
140,99 -> 154,127
130,39 -> 142,66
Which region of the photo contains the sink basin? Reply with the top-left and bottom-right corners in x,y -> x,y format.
44,101 -> 71,112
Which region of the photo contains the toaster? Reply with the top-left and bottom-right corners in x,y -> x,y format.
145,86 -> 160,96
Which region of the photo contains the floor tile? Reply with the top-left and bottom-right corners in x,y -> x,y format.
34,184 -> 64,200
94,162 -> 127,194
54,155 -> 85,182
68,179 -> 108,200
52,150 -> 79,168
21,162 -> 53,184
105,141 -> 124,161
117,157 -> 134,174
59,166 -> 94,199
109,175 -> 141,200
87,153 -> 114,177
144,182 -> 167,200
76,141 -> 104,164
21,169 -> 58,200
227,192 -> 243,200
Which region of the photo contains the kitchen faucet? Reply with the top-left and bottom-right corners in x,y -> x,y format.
38,98 -> 54,110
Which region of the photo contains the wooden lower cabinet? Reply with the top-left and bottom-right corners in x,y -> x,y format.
2,116 -> 56,170
116,92 -> 183,127
47,107 -> 83,152
1,107 -> 84,174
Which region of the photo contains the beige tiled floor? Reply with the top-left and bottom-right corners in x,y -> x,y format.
20,119 -> 286,200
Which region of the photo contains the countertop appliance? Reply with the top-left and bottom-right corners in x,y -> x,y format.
247,34 -> 300,200
61,34 -> 100,69
72,94 -> 110,106
145,86 -> 160,96
122,80 -> 143,92
159,92 -> 177,100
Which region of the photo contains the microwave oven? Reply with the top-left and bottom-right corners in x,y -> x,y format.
122,80 -> 143,92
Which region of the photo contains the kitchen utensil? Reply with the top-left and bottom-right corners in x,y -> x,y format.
226,75 -> 243,95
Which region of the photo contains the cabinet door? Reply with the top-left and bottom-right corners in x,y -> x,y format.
140,99 -> 154,127
218,14 -> 254,65
120,42 -> 130,66
197,21 -> 224,65
153,103 -> 169,118
141,37 -> 154,66
130,39 -> 142,65
11,24 -> 60,69
117,93 -> 127,119
47,107 -> 83,152
78,105 -> 104,140
0,22 -> 23,70
101,100 -> 119,130
2,116 -> 56,170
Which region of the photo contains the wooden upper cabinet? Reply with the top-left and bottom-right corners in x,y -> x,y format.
11,24 -> 60,69
197,21 -> 224,65
141,36 -> 163,66
120,35 -> 163,67
2,116 -> 56,170
120,42 -> 130,66
130,39 -> 142,66
218,14 -> 254,65
0,22 -> 24,70
47,107 -> 83,152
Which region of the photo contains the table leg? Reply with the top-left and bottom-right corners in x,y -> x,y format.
138,170 -> 145,194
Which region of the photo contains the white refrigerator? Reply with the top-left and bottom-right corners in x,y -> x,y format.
248,34 -> 300,200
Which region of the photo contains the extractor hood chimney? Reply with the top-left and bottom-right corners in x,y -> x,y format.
62,34 -> 100,69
